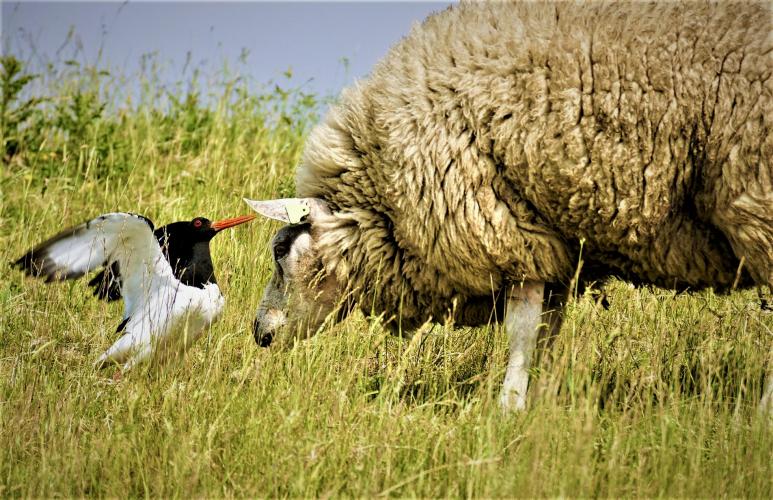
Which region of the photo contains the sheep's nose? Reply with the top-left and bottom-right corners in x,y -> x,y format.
253,318 -> 274,347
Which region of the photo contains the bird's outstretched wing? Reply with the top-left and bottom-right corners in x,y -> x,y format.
86,225 -> 169,302
87,262 -> 123,302
14,213 -> 176,312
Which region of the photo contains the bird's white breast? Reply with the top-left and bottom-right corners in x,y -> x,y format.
169,282 -> 224,347
127,281 -> 224,356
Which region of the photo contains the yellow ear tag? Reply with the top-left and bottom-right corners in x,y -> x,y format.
285,200 -> 310,225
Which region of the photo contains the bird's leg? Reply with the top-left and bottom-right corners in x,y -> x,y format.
499,280 -> 545,412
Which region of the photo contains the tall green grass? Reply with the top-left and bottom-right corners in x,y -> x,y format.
1,55 -> 771,497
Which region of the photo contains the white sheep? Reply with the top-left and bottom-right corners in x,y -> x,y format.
246,1 -> 773,414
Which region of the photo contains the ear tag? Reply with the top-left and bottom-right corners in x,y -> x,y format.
285,200 -> 310,225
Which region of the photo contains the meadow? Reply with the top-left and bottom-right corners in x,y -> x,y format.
1,54 -> 772,497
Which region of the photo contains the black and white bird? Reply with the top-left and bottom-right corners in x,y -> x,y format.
14,212 -> 255,371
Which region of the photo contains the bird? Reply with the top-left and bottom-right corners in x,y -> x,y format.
14,212 -> 255,372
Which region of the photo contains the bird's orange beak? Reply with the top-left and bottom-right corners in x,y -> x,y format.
211,214 -> 256,231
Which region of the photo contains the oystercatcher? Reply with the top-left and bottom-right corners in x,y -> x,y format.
14,212 -> 255,371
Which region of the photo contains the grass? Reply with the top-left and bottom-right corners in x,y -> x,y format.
1,55 -> 772,497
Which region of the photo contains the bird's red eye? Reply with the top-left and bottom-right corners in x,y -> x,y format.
193,219 -> 202,228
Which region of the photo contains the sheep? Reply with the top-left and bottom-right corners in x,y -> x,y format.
246,1 -> 773,415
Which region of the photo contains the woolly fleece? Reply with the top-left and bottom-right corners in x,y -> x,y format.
297,1 -> 773,327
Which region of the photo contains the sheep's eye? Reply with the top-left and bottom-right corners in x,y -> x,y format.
273,242 -> 290,260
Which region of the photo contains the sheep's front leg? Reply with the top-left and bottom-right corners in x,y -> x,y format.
499,281 -> 545,412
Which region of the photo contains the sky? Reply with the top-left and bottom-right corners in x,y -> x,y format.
2,1 -> 454,99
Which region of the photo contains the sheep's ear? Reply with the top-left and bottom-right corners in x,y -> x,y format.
243,198 -> 329,225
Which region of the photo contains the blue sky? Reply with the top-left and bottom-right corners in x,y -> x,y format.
2,1 -> 454,99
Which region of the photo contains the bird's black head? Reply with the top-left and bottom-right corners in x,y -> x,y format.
156,214 -> 256,287
189,217 -> 218,241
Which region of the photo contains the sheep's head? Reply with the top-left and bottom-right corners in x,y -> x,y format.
245,198 -> 342,348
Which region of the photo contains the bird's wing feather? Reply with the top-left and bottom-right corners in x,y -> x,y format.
86,226 -> 170,302
15,213 -> 176,317
87,263 -> 123,302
